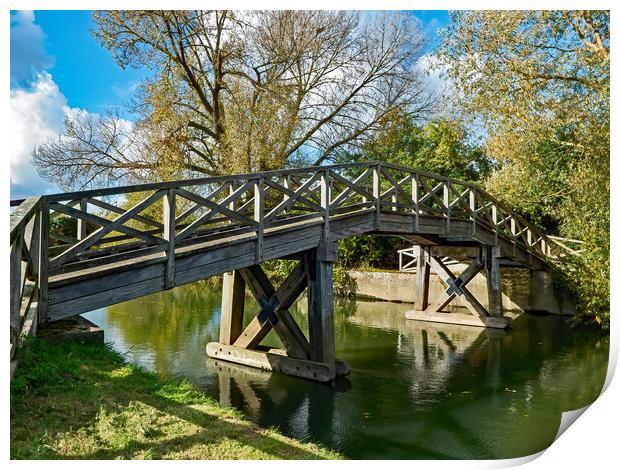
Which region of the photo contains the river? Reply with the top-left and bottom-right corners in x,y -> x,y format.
83,281 -> 608,459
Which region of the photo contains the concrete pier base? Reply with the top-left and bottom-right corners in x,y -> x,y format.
38,315 -> 104,344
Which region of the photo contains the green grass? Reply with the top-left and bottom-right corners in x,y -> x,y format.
10,338 -> 342,460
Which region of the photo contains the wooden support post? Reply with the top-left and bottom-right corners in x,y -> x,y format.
210,246 -> 350,383
220,271 -> 246,345
406,248 -> 510,330
415,246 -> 431,311
163,189 -> 176,289
485,246 -> 503,317
306,241 -> 338,380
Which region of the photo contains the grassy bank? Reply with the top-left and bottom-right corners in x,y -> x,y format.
10,338 -> 341,460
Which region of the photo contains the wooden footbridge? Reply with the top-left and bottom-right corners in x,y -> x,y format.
10,161 -> 576,382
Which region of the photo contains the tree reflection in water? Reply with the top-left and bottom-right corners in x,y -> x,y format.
86,283 -> 609,459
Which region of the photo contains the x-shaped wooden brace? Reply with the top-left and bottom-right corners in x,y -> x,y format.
232,262 -> 310,359
425,255 -> 490,319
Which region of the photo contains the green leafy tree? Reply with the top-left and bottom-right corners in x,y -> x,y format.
352,110 -> 493,181
439,10 -> 609,327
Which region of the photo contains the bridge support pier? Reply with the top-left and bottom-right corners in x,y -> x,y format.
207,241 -> 350,383
406,245 -> 512,329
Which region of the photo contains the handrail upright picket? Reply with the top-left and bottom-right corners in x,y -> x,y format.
37,200 -> 50,324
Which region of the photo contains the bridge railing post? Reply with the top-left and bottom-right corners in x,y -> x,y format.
373,163 -> 381,229
320,170 -> 331,240
228,181 -> 238,211
163,188 -> 176,289
37,200 -> 49,324
469,187 -> 476,236
443,181 -> 450,235
412,173 -> 420,232
77,197 -> 88,240
254,177 -> 264,264
491,202 -> 498,244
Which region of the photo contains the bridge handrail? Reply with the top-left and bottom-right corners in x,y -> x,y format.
9,161 -> 579,338
8,162 -> 574,259
22,161 -> 376,203
10,197 -> 43,360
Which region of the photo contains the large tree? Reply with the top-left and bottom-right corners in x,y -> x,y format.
439,11 -> 609,326
33,10 -> 434,189
345,110 -> 492,182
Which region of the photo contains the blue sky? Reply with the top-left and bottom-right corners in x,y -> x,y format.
11,10 -> 150,112
9,10 -> 450,199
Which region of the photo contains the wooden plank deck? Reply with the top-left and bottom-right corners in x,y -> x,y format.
44,210 -> 543,322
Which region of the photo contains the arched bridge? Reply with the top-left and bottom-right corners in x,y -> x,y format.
10,161 -> 578,382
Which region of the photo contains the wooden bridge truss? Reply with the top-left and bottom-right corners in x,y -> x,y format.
10,161 -> 577,381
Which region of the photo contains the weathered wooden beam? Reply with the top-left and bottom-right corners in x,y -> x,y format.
328,168 -> 374,207
415,246 -> 430,311
426,258 -> 484,313
77,198 -> 88,240
405,311 -> 511,329
38,201 -> 50,323
10,234 -> 23,341
163,189 -> 176,289
429,245 -> 480,259
320,171 -> 330,240
427,255 -> 490,320
233,263 -> 309,359
254,178 -> 264,264
219,271 -> 246,345
49,191 -> 166,269
306,242 -> 338,380
206,343 -> 336,382
175,183 -> 256,242
484,245 -> 503,317
373,164 -> 381,229
87,197 -> 164,231
10,197 -> 41,243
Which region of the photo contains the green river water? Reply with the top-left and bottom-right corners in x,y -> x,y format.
83,282 -> 609,459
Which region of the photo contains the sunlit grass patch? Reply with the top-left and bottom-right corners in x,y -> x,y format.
10,337 -> 341,460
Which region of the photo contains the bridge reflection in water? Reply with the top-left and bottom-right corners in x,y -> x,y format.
85,284 -> 608,459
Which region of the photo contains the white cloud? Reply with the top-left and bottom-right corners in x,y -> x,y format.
10,10 -> 54,86
415,53 -> 458,119
10,72 -> 67,198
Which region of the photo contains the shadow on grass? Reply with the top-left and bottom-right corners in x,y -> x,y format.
10,338 -> 337,460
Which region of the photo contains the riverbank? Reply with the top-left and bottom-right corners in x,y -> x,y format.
10,338 -> 341,460
346,267 -> 575,315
